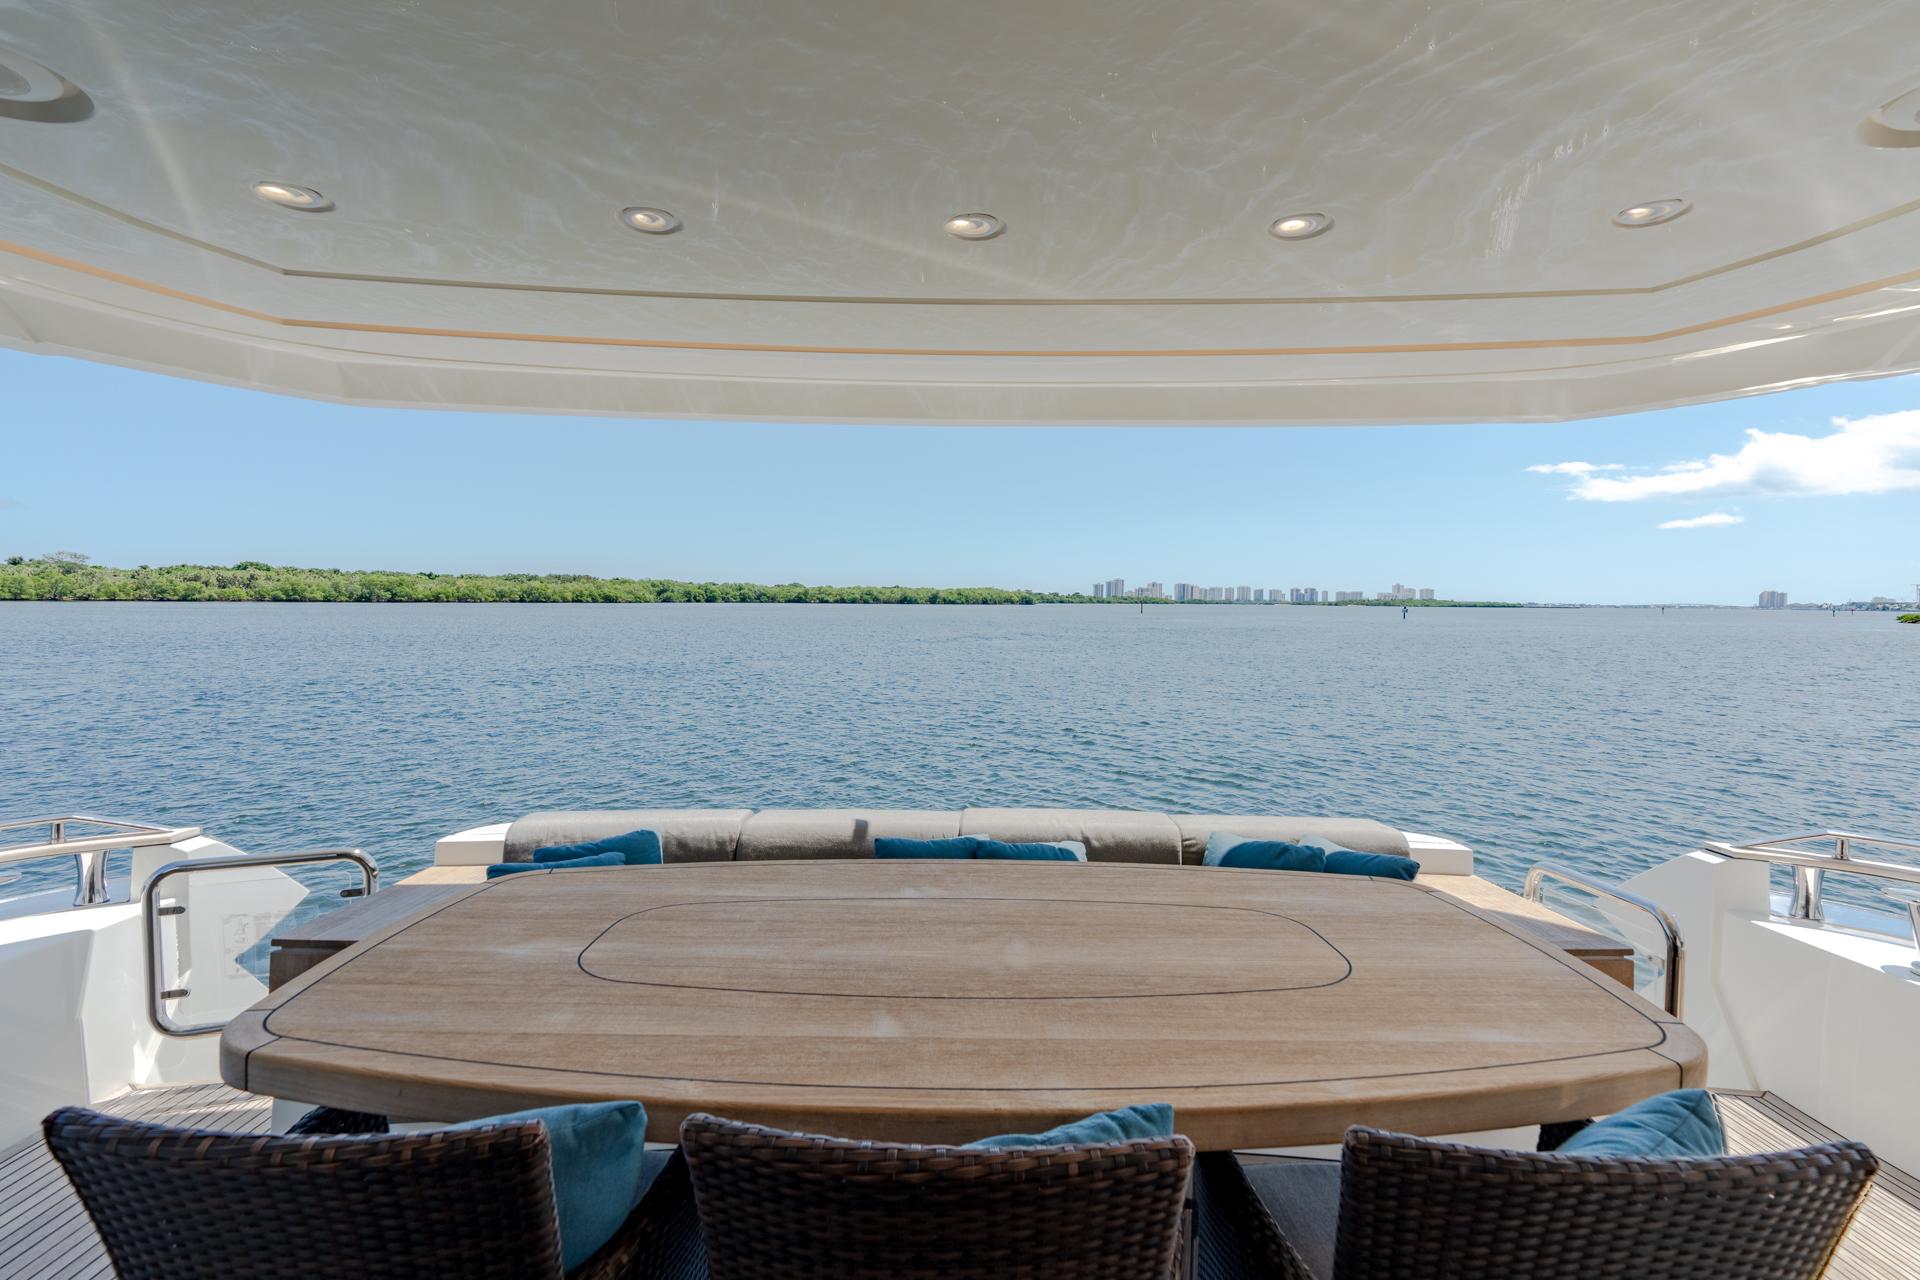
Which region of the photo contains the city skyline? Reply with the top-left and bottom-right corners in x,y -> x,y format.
4,350 -> 1918,606
1093,579 -> 1438,604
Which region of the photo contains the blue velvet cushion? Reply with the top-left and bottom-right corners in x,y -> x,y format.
1558,1089 -> 1726,1159
487,851 -> 626,879
532,828 -> 663,866
967,1102 -> 1175,1149
450,1100 -> 651,1272
975,839 -> 1084,862
1215,839 -> 1327,873
874,836 -> 982,859
1323,849 -> 1420,880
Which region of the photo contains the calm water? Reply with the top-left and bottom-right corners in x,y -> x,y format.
2,603 -> 1915,902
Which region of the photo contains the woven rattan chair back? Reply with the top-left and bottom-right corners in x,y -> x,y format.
1331,1127 -> 1880,1280
44,1105 -> 570,1280
680,1112 -> 1194,1280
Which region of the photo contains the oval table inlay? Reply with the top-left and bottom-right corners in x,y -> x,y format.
578,896 -> 1350,999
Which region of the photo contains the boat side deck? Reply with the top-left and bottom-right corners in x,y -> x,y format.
0,1084 -> 271,1280
1,1086 -> 1912,1277
1715,1091 -> 1920,1280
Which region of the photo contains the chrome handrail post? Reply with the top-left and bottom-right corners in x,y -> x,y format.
51,818 -> 108,907
1790,865 -> 1825,923
1904,898 -> 1920,978
73,848 -> 110,907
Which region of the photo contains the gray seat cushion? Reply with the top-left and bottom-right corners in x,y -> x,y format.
736,809 -> 962,860
1244,1159 -> 1340,1280
1170,816 -> 1410,866
501,810 -> 748,864
959,808 -> 1182,865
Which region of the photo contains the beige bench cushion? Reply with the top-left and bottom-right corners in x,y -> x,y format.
959,808 -> 1182,865
736,810 -> 963,860
1169,815 -> 1411,866
501,809 -> 749,864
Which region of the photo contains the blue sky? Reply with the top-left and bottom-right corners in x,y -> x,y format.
3,348 -> 1917,604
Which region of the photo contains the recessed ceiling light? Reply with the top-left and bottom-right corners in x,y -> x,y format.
944,213 -> 1004,241
619,207 -> 682,235
1268,212 -> 1332,241
0,45 -> 92,122
251,181 -> 333,212
1611,198 -> 1690,228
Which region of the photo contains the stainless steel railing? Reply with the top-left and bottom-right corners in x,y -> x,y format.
1524,862 -> 1686,1017
1703,831 -> 1920,923
143,848 -> 378,1036
0,815 -> 203,906
1704,831 -> 1920,973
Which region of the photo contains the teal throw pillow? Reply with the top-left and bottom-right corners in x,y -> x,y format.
532,829 -> 662,865
967,1102 -> 1175,1149
450,1100 -> 651,1272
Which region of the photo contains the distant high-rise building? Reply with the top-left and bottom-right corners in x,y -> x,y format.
1268,588 -> 1284,603
1391,583 -> 1412,598
1106,578 -> 1125,598
1335,590 -> 1363,602
1252,589 -> 1264,603
1418,588 -> 1435,601
1236,585 -> 1252,602
1092,583 -> 1104,599
1306,588 -> 1320,604
1143,581 -> 1165,599
1758,590 -> 1788,609
1376,591 -> 1394,601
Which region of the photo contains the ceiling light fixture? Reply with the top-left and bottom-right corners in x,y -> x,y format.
251,181 -> 333,212
0,46 -> 92,122
1268,212 -> 1332,241
1861,87 -> 1920,148
944,213 -> 1004,241
1611,198 -> 1690,228
619,206 -> 682,235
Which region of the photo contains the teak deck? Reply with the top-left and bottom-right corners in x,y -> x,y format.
224,861 -> 1703,1150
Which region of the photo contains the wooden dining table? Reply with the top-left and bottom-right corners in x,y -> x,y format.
222,860 -> 1705,1151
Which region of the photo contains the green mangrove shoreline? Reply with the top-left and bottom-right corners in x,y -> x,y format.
0,558 -> 1520,607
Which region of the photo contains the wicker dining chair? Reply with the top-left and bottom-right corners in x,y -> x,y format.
1194,1126 -> 1880,1280
43,1105 -> 707,1280
679,1112 -> 1195,1279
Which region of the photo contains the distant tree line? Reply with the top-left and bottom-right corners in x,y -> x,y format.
0,555 -> 1517,607
0,555 -> 1093,604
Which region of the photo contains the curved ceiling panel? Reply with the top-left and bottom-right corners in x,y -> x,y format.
2,0 -> 1919,423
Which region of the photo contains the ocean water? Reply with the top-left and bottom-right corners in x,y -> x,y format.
2,602 -> 1915,905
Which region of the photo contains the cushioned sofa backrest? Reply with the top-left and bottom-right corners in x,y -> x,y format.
959,808 -> 1183,865
736,810 -> 963,861
501,810 -> 749,864
1168,815 -> 1410,866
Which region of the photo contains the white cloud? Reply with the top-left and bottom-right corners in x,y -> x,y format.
1568,410 -> 1920,502
1657,512 -> 1744,530
1525,461 -> 1624,475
